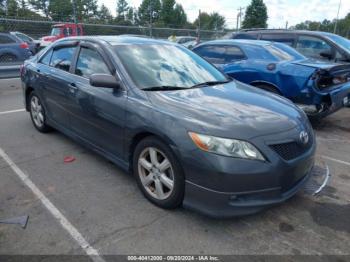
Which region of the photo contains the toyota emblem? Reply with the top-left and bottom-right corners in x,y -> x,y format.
299,131 -> 309,145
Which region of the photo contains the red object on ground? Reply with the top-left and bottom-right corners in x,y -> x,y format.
64,156 -> 76,163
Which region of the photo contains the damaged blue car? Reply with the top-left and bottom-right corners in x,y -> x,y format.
193,40 -> 350,118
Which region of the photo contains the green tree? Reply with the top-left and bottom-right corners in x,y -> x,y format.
48,0 -> 72,21
172,4 -> 186,27
193,12 -> 225,30
242,0 -> 268,29
28,0 -> 50,18
76,0 -> 98,21
116,0 -> 129,21
7,0 -> 19,16
138,0 -> 161,25
96,3 -> 113,23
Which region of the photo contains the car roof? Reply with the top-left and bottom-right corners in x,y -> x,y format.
56,35 -> 173,46
236,29 -> 338,37
199,39 -> 272,47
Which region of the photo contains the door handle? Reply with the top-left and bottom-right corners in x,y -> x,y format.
69,83 -> 78,94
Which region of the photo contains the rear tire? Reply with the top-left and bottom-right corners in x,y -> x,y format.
133,136 -> 185,209
29,91 -> 52,133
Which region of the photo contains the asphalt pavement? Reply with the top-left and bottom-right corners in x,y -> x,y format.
0,79 -> 349,258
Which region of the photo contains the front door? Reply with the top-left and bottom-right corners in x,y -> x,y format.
67,44 -> 126,159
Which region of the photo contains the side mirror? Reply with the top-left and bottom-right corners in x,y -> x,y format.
89,74 -> 120,89
320,50 -> 333,60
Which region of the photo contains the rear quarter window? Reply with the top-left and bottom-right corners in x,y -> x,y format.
39,49 -> 53,65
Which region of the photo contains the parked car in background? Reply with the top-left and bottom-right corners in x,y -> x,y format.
169,36 -> 199,49
193,40 -> 350,119
21,36 -> 317,217
0,32 -> 33,63
225,29 -> 350,63
40,23 -> 84,47
10,31 -> 40,54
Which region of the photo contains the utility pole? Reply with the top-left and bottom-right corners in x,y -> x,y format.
285,21 -> 288,29
334,0 -> 341,34
236,7 -> 244,31
149,0 -> 153,37
5,0 -> 8,16
72,0 -> 78,24
198,9 -> 201,42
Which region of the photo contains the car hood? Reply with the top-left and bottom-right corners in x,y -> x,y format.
146,81 -> 305,139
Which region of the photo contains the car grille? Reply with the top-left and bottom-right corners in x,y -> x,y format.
270,141 -> 312,161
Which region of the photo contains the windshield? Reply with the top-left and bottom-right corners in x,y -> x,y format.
325,34 -> 350,52
51,27 -> 61,36
113,44 -> 227,90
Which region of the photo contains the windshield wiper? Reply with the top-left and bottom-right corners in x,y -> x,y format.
191,79 -> 232,88
142,86 -> 190,91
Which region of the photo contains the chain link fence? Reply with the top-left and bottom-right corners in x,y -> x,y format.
0,17 -> 228,74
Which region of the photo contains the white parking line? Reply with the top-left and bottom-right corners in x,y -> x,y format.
0,147 -> 106,262
0,109 -> 25,115
322,155 -> 350,167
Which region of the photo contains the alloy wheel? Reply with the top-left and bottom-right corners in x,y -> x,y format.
30,95 -> 44,128
137,147 -> 175,200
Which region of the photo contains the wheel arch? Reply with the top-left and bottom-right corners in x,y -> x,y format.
249,80 -> 282,94
127,130 -> 181,173
25,86 -> 34,111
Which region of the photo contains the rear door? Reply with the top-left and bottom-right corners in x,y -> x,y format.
68,42 -> 126,158
40,42 -> 78,128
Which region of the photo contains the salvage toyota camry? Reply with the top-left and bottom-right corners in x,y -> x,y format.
21,36 -> 316,217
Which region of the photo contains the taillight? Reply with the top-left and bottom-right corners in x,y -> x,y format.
20,42 -> 29,49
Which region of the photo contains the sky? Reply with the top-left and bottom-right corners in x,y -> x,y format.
98,0 -> 350,29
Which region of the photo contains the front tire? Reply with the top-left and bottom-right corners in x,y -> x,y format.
29,92 -> 51,133
133,137 -> 185,209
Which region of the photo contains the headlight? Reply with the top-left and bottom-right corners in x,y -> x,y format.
189,132 -> 265,161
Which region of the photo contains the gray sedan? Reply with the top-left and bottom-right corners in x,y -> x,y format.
21,36 -> 316,217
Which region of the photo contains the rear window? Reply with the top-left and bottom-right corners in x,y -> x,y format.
50,46 -> 76,72
194,45 -> 246,64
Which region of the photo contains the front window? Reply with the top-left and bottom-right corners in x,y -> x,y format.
296,35 -> 333,60
268,43 -> 305,61
113,44 -> 227,90
75,47 -> 110,78
325,34 -> 350,52
51,27 -> 61,36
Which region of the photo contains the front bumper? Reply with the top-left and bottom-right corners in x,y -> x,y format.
181,126 -> 317,218
183,165 -> 330,218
